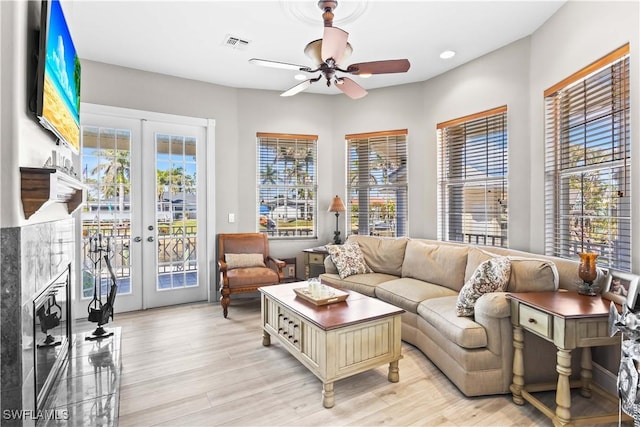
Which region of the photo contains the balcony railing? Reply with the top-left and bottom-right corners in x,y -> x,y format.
82,223 -> 198,285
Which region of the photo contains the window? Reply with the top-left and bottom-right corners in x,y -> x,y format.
544,45 -> 630,271
346,129 -> 408,237
257,133 -> 317,238
437,106 -> 508,247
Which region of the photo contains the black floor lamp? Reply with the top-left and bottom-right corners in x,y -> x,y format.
328,195 -> 346,244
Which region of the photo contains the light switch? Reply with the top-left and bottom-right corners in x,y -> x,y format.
228,213 -> 235,223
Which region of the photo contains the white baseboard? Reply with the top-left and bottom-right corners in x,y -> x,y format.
593,361 -> 618,395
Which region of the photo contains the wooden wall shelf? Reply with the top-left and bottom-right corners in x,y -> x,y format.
20,167 -> 86,219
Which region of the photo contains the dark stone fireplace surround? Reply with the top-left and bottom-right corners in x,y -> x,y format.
0,219 -> 75,420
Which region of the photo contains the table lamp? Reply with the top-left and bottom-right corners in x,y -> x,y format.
328,195 -> 346,244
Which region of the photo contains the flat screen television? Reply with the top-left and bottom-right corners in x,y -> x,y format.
35,0 -> 81,153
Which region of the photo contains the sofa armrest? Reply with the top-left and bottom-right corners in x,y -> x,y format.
324,255 -> 338,274
475,292 -> 511,319
474,292 -> 513,356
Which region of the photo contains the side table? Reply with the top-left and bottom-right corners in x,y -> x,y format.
303,246 -> 330,279
507,291 -> 629,426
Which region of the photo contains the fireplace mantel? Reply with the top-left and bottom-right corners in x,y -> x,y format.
20,167 -> 86,219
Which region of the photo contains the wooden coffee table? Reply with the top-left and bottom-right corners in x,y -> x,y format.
260,282 -> 404,408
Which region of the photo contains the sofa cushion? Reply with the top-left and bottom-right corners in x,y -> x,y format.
456,256 -> 511,317
401,240 -> 469,291
376,278 -> 458,313
464,247 -> 496,283
418,296 -> 488,349
464,247 -> 558,293
326,242 -> 373,279
346,235 -> 409,276
506,256 -> 559,292
320,272 -> 397,297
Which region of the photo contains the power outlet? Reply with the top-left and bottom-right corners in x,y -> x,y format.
228,213 -> 235,223
288,266 -> 295,278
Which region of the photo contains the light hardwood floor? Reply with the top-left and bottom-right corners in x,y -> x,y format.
102,298 -> 631,427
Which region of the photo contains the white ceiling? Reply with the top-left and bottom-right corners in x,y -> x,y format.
62,0 -> 566,96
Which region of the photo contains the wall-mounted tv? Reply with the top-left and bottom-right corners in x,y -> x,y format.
35,0 -> 81,153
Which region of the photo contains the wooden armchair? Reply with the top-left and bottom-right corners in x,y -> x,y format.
217,233 -> 285,318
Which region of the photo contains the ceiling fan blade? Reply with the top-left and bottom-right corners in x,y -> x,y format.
249,58 -> 311,72
281,79 -> 314,97
336,77 -> 368,100
321,26 -> 349,65
347,59 -> 411,75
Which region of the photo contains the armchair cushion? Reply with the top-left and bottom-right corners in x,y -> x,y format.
226,267 -> 279,288
225,253 -> 265,269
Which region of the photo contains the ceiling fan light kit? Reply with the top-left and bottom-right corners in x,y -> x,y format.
250,0 -> 410,99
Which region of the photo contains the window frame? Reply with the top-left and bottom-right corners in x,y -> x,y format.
256,132 -> 318,240
544,44 -> 631,271
345,129 -> 409,238
437,106 -> 509,248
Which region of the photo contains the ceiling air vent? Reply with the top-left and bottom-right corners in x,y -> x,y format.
223,34 -> 250,50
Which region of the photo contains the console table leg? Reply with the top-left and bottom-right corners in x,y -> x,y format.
262,330 -> 271,346
580,346 -> 592,398
388,359 -> 400,383
322,382 -> 335,408
510,325 -> 525,405
555,348 -> 573,426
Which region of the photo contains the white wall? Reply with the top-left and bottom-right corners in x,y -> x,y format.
331,37 -> 532,248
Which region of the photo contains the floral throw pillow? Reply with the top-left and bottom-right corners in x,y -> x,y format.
456,256 -> 511,317
326,242 -> 373,279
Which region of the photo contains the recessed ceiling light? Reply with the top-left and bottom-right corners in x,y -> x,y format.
440,50 -> 456,59
359,73 -> 372,79
294,74 -> 307,81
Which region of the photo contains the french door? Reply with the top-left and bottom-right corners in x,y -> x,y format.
78,107 -> 211,315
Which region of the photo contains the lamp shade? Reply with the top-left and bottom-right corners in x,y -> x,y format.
328,195 -> 346,213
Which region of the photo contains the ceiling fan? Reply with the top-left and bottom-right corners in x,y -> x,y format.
249,0 -> 410,99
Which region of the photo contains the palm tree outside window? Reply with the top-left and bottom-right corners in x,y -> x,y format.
544,44 -> 631,271
346,129 -> 408,238
257,132 -> 318,239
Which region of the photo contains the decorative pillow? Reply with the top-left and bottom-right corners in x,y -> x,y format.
326,242 -> 373,279
225,253 -> 265,269
456,256 -> 511,317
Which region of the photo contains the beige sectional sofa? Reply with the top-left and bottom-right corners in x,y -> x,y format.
319,235 -> 611,397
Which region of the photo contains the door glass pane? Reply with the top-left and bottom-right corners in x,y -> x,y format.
156,134 -> 198,290
81,126 -> 132,298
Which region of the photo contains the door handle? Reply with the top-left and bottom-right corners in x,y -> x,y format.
133,236 -> 142,242
147,236 -> 155,242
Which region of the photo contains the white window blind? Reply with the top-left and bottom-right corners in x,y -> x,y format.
346,130 -> 408,237
437,106 -> 508,247
257,132 -> 317,239
544,45 -> 631,271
